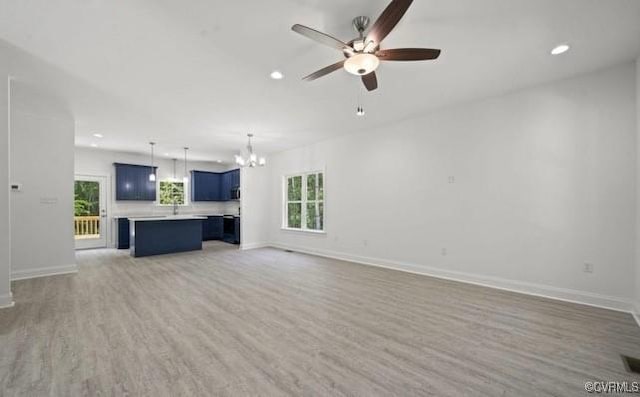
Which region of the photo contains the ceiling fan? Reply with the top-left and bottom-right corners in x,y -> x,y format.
291,0 -> 441,92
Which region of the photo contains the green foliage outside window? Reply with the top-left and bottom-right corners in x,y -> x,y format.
287,176 -> 302,228
286,172 -> 323,231
288,176 -> 302,201
74,181 -> 99,216
288,203 -> 302,228
159,181 -> 185,205
306,173 -> 323,230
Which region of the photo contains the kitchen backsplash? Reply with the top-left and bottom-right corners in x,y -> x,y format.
112,200 -> 240,217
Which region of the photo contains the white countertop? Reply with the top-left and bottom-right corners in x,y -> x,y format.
114,213 -> 239,219
128,215 -> 207,222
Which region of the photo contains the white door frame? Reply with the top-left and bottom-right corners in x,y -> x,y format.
74,174 -> 108,250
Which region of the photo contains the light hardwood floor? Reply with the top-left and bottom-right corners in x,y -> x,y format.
1,241 -> 640,396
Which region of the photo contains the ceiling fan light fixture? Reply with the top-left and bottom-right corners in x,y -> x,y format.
363,41 -> 377,53
344,53 -> 380,76
291,0 -> 440,91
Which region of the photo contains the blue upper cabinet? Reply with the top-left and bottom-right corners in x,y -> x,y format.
191,171 -> 207,201
191,171 -> 222,201
220,171 -> 232,201
115,163 -> 157,201
230,169 -> 240,189
191,169 -> 240,202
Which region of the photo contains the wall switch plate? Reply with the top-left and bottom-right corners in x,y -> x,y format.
583,263 -> 594,273
441,248 -> 447,256
448,176 -> 455,184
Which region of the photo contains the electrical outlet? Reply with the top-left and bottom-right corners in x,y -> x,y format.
583,263 -> 594,273
363,239 -> 368,247
441,248 -> 447,256
448,176 -> 455,184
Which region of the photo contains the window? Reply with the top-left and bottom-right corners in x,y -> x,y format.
284,171 -> 324,231
159,180 -> 186,205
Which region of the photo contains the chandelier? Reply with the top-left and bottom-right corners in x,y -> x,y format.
235,133 -> 266,167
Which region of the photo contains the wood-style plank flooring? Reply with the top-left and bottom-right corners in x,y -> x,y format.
1,241 -> 640,396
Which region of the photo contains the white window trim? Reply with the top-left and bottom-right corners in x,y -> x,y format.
157,179 -> 190,206
282,170 -> 325,234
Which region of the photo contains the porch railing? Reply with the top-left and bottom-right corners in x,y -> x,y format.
74,216 -> 100,239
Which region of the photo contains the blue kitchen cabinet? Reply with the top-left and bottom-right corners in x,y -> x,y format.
220,172 -> 232,201
191,169 -> 240,202
230,169 -> 240,189
116,218 -> 130,249
202,216 -> 223,240
130,219 -> 203,257
191,171 -> 222,201
115,163 -> 157,201
210,216 -> 224,240
191,171 -> 209,201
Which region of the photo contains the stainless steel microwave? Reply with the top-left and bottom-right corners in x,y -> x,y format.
231,187 -> 240,200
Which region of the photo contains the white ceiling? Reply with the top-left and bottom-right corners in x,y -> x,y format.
1,0 -> 640,162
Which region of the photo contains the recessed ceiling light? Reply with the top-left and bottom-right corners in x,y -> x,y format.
90,143 -> 98,148
164,153 -> 170,156
551,44 -> 570,55
217,160 -> 222,163
270,70 -> 284,80
93,133 -> 103,138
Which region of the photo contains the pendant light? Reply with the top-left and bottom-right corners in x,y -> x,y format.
183,147 -> 189,183
172,158 -> 177,180
235,133 -> 266,168
148,142 -> 156,182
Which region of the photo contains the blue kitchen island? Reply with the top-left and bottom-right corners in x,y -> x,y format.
129,215 -> 206,257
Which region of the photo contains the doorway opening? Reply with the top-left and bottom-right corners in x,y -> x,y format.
74,175 -> 107,249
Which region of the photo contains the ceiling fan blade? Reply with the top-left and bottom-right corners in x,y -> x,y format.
362,72 -> 378,91
292,24 -> 351,52
303,60 -> 345,81
366,0 -> 413,45
376,48 -> 441,61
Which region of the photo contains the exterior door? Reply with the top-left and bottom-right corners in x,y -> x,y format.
74,175 -> 108,249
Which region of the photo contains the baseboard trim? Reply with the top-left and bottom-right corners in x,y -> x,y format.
240,242 -> 270,251
269,243 -> 633,314
11,264 -> 78,281
0,292 -> 14,309
633,303 -> 640,328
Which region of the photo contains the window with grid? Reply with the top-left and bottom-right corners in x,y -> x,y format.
284,171 -> 324,231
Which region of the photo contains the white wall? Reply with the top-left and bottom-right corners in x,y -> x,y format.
10,81 -> 76,280
636,57 -> 640,319
240,166 -> 270,250
0,70 -> 12,307
74,147 -> 240,247
265,62 -> 637,311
